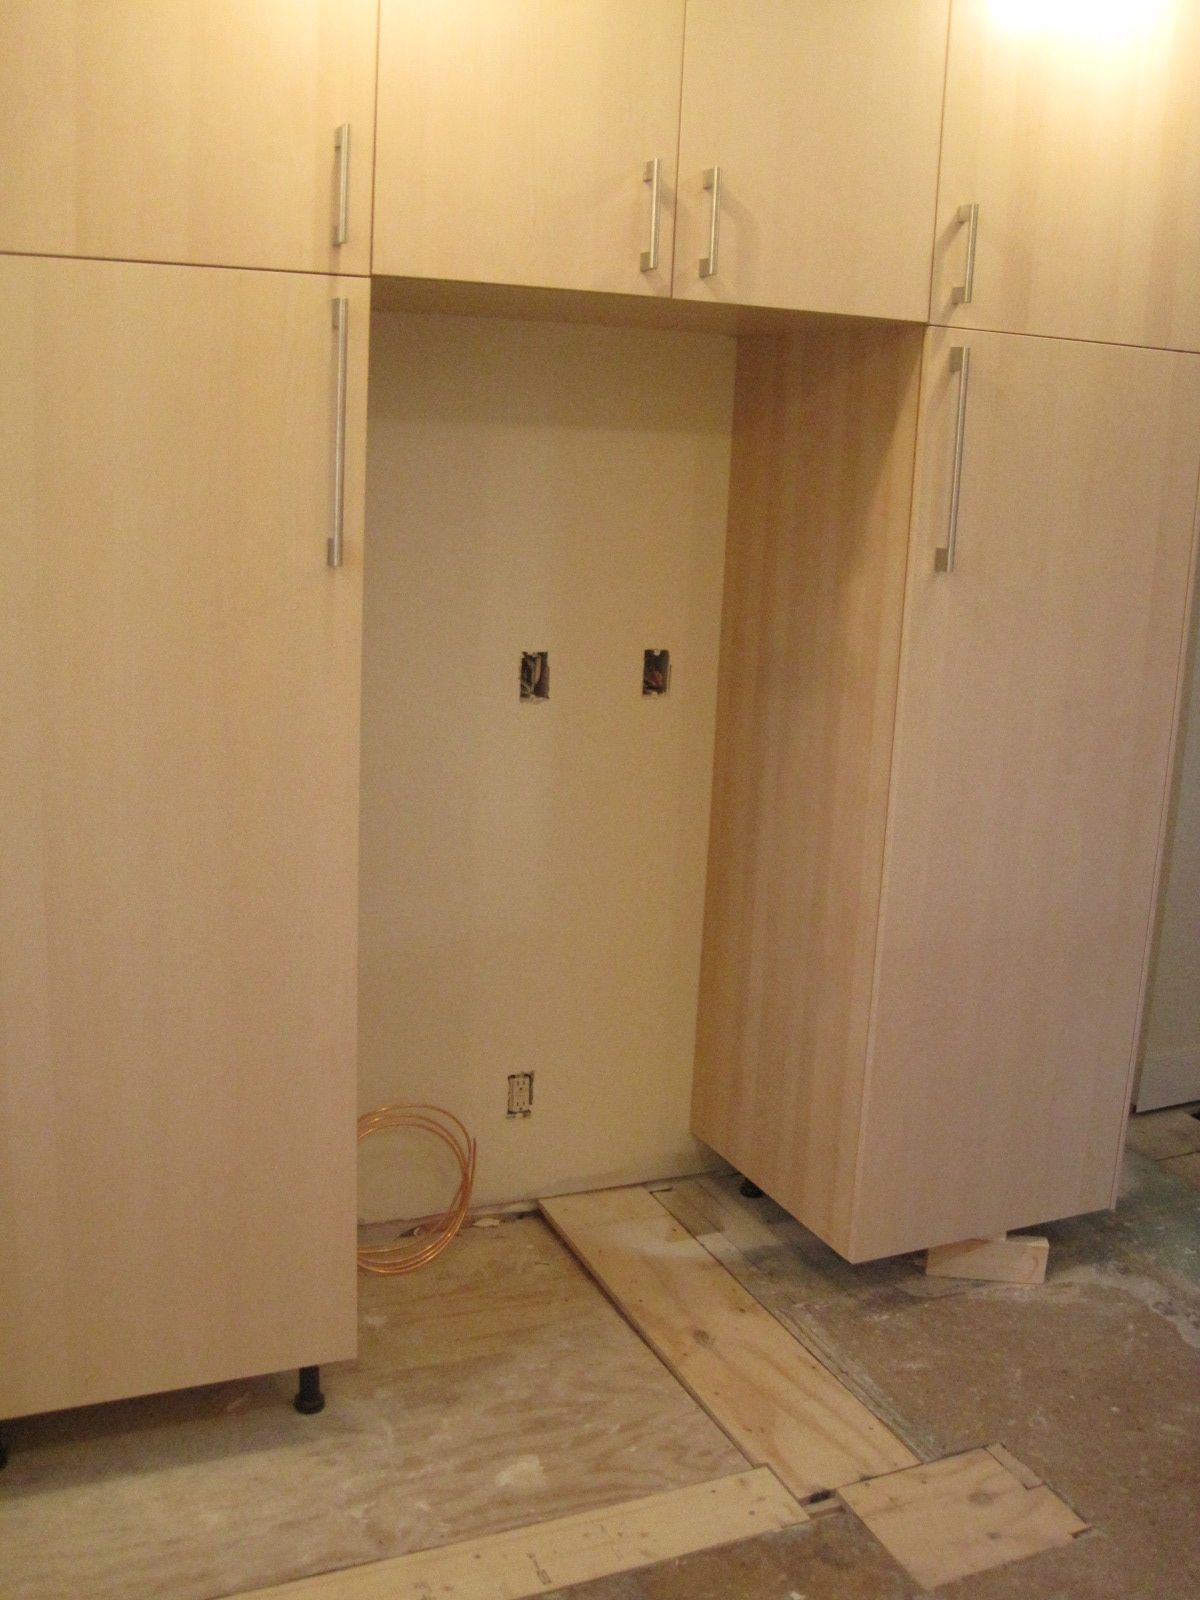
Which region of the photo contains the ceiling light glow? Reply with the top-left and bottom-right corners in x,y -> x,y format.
987,0 -> 1169,47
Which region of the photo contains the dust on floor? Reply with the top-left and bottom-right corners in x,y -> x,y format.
625,1132 -> 1200,1600
3,1110 -> 1198,1600
0,1220 -> 744,1600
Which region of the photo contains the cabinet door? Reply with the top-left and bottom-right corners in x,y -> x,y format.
0,257 -> 368,1419
932,0 -> 1200,349
374,0 -> 684,294
853,329 -> 1200,1261
0,2 -> 377,275
673,0 -> 949,319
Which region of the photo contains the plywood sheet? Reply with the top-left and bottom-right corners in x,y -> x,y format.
840,1448 -> 1087,1590
540,1187 -> 917,1496
235,1471 -> 807,1600
1,1218 -> 748,1600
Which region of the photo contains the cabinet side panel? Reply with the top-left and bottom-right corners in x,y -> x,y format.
1138,599 -> 1200,1110
692,323 -> 923,1253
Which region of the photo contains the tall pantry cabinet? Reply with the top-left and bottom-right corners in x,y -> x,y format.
860,331 -> 1200,1257
693,323 -> 1200,1261
694,4 -> 1200,1260
0,10 -> 373,1422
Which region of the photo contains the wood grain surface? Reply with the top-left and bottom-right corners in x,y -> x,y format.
541,1187 -> 918,1497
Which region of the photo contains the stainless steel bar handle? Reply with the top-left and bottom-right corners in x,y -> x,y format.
332,123 -> 351,247
700,165 -> 721,279
641,157 -> 662,273
328,297 -> 349,569
935,345 -> 971,574
952,202 -> 979,305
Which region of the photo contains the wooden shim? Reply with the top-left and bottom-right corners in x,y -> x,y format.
840,1448 -> 1087,1590
233,1470 -> 806,1600
926,1235 -> 1049,1285
540,1187 -> 917,1495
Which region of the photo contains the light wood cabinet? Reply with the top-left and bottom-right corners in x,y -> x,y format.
856,329 -> 1200,1258
694,326 -> 1200,1261
0,256 -> 369,1419
0,1 -> 377,275
932,0 -> 1200,350
373,0 -> 685,294
672,0 -> 949,320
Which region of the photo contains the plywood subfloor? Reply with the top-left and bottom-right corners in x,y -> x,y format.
540,1515 -> 924,1599
6,1151 -> 1198,1600
0,1218 -> 748,1600
840,1449 -> 1086,1590
236,1470 -> 805,1600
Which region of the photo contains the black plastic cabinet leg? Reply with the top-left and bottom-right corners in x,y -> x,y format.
0,1426 -> 8,1469
293,1365 -> 325,1415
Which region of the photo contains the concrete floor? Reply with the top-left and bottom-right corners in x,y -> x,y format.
3,1110 -> 1198,1600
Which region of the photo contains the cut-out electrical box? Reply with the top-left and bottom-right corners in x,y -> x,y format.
520,652 -> 549,701
643,649 -> 671,696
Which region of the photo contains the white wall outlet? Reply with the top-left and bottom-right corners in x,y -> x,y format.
507,1072 -> 534,1117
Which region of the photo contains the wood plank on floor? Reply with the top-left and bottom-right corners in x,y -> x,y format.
539,1186 -> 918,1497
1160,1150 -> 1200,1191
656,1175 -> 940,1461
658,1173 -> 784,1259
840,1447 -> 1088,1590
232,1469 -> 807,1600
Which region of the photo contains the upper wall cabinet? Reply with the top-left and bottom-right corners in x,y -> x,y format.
672,1 -> 950,320
374,1 -> 685,294
932,0 -> 1200,350
0,2 -> 377,276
